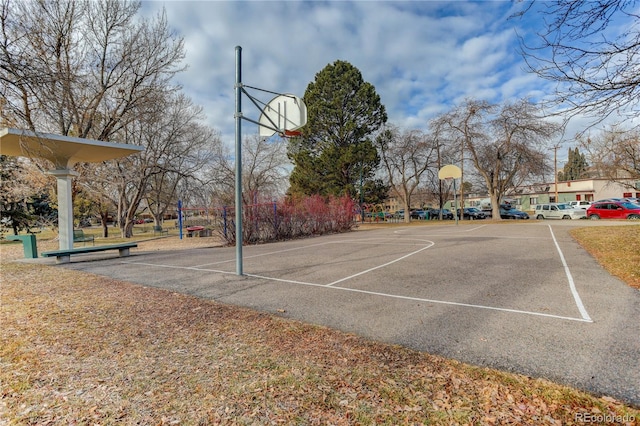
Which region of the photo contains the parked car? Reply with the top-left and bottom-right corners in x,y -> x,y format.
593,198 -> 624,203
586,201 -> 640,220
440,209 -> 454,220
623,197 -> 640,205
603,197 -> 640,205
410,209 -> 428,220
568,200 -> 592,209
535,203 -> 586,220
499,205 -> 529,220
456,207 -> 486,220
428,208 -> 454,220
366,211 -> 387,221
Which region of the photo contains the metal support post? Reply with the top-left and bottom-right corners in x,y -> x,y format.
235,46 -> 243,275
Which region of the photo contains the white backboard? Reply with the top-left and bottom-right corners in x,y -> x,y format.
438,164 -> 462,180
258,94 -> 307,137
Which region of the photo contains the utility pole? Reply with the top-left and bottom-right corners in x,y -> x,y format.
553,145 -> 559,202
459,140 -> 464,220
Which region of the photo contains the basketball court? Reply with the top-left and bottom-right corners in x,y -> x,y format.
55,221 -> 640,406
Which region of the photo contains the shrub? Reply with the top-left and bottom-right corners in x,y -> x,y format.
217,195 -> 356,245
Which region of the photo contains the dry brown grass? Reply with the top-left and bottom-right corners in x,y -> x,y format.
1,229 -> 639,424
570,225 -> 640,290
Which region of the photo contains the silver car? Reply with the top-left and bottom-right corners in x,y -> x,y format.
535,203 -> 586,220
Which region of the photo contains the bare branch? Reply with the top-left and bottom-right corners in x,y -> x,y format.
517,0 -> 640,127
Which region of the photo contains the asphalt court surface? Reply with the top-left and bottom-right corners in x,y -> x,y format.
57,221 -> 640,406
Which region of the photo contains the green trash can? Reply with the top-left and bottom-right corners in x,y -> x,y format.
6,234 -> 38,258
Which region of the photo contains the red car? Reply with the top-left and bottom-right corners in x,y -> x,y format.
586,201 -> 640,220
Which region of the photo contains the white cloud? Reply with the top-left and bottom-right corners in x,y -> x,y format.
138,1 -> 590,145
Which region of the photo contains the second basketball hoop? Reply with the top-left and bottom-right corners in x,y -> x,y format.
258,94 -> 307,138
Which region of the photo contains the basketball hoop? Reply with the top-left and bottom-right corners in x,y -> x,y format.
258,93 -> 307,138
438,164 -> 462,226
281,129 -> 302,138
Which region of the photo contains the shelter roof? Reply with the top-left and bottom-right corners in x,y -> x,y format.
0,127 -> 144,169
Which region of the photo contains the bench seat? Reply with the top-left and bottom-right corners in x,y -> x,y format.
73,229 -> 95,246
153,226 -> 169,236
42,242 -> 138,264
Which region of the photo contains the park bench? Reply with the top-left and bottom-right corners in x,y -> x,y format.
73,229 -> 95,246
153,225 -> 169,236
42,242 -> 138,264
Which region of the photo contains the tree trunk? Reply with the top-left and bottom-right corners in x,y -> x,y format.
403,198 -> 411,224
490,194 -> 501,220
100,211 -> 110,238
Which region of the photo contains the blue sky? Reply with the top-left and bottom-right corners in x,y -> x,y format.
138,1 -> 618,158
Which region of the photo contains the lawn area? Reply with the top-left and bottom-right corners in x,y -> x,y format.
1,226 -> 639,424
570,225 -> 640,290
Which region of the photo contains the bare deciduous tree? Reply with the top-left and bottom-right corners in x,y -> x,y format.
438,99 -> 558,218
516,0 -> 640,127
92,93 -> 218,238
1,0 -> 216,239
209,135 -> 291,208
1,0 -> 185,139
578,126 -> 640,187
376,126 -> 437,223
428,114 -> 471,219
141,95 -> 219,230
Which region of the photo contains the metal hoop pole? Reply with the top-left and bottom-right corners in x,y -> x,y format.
234,46 -> 243,275
453,178 -> 459,226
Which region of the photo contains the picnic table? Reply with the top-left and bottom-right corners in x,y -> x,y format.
186,226 -> 207,237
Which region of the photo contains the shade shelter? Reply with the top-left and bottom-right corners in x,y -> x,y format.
0,127 -> 144,250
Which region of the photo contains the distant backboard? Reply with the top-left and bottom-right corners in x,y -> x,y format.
438,164 -> 462,180
258,94 -> 307,138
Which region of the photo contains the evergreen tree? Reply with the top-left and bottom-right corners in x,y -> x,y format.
561,147 -> 589,181
288,60 -> 387,198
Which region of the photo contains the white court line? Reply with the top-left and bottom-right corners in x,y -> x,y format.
327,285 -> 592,323
547,225 -> 592,322
244,237 -> 435,287
326,241 -> 435,286
123,229 -> 592,323
123,261 -> 591,322
240,271 -> 591,322
192,238 -> 428,268
394,224 -> 488,234
123,261 -> 233,275
192,241 -> 335,268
